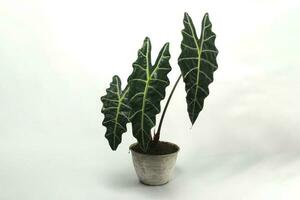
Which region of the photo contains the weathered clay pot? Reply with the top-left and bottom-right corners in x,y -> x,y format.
129,142 -> 179,186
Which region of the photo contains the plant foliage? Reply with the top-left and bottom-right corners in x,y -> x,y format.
178,13 -> 218,124
101,12 -> 218,152
127,37 -> 171,151
101,76 -> 131,150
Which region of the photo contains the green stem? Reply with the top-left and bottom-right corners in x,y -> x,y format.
153,74 -> 182,144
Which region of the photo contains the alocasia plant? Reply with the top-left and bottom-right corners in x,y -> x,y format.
101,12 -> 218,152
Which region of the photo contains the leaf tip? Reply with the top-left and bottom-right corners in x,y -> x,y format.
112,75 -> 120,82
144,36 -> 150,43
190,119 -> 196,126
189,112 -> 199,126
164,42 -> 170,49
183,12 -> 190,22
203,12 -> 211,23
142,37 -> 151,50
110,145 -> 117,151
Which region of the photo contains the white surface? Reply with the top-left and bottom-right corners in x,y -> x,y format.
1,0 -> 300,199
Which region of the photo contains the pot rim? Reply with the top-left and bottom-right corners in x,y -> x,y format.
129,141 -> 180,157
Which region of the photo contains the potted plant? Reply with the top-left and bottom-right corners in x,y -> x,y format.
101,12 -> 218,185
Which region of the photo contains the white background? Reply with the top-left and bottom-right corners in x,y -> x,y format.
1,0 -> 300,199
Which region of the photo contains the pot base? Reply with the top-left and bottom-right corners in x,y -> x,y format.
140,180 -> 169,186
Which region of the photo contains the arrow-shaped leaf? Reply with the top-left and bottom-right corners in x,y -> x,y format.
128,37 -> 171,152
101,75 -> 131,150
178,12 -> 218,125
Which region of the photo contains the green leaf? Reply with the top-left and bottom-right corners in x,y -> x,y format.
128,37 -> 171,152
178,12 -> 218,125
101,75 -> 131,150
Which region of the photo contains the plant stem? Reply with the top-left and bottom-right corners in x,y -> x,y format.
153,74 -> 182,144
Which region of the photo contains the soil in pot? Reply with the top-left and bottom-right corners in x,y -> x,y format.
131,141 -> 179,155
